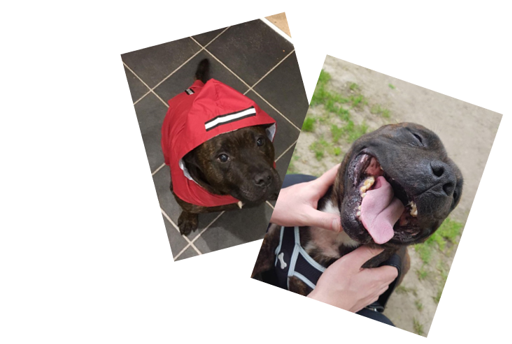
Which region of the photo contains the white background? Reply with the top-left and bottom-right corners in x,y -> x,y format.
1,1 -> 511,343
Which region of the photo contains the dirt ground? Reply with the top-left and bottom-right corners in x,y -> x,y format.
265,13 -> 291,37
292,55 -> 501,336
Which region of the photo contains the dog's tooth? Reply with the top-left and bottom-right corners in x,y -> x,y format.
356,211 -> 361,217
358,205 -> 361,210
360,176 -> 375,193
237,201 -> 243,209
409,201 -> 417,217
361,192 -> 366,198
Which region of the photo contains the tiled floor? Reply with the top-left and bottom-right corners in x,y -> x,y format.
121,19 -> 308,260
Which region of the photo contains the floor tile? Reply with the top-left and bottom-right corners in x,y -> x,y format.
192,28 -> 227,47
152,166 -> 223,240
244,91 -> 300,159
253,52 -> 309,127
193,203 -> 273,253
162,214 -> 189,258
153,50 -> 249,102
122,38 -> 200,88
123,66 -> 149,102
276,143 -> 296,176
133,93 -> 168,172
175,246 -> 199,261
206,19 -> 294,85
267,142 -> 297,207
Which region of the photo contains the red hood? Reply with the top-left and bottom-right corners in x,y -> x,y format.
161,79 -> 277,207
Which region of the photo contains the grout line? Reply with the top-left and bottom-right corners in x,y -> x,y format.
247,49 -> 295,92
124,62 -> 169,108
173,211 -> 225,260
161,208 -> 202,258
152,162 -> 166,176
144,27 -> 230,102
131,28 -> 231,107
133,90 -> 151,106
190,37 -> 300,132
202,26 -> 231,48
190,211 -> 225,244
202,48 -> 253,89
275,140 -> 297,162
251,88 -> 301,131
150,48 -> 204,91
259,17 -> 293,43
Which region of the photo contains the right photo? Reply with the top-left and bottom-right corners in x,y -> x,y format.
251,55 -> 502,336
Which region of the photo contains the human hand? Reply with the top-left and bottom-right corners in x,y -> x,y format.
270,164 -> 342,232
307,246 -> 398,312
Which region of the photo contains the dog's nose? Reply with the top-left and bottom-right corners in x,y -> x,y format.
253,171 -> 272,187
430,161 -> 456,196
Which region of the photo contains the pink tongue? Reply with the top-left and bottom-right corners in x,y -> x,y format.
360,176 -> 405,244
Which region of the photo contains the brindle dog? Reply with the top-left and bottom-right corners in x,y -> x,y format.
173,60 -> 281,235
252,123 -> 463,297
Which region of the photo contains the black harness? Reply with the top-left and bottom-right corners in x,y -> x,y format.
273,226 -> 402,313
274,226 -> 325,290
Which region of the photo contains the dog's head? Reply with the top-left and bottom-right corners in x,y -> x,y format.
333,123 -> 463,247
183,125 -> 281,205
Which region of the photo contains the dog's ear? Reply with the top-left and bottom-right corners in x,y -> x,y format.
182,150 -> 210,187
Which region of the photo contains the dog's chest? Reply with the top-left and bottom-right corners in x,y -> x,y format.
304,200 -> 359,259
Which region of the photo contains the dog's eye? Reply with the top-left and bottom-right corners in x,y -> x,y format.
412,132 -> 424,146
256,137 -> 264,146
218,154 -> 229,163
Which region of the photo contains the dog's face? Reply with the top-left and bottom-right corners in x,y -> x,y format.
183,125 -> 281,204
333,123 -> 463,247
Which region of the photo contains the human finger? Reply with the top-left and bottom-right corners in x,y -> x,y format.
310,164 -> 341,197
342,246 -> 385,271
304,208 -> 342,232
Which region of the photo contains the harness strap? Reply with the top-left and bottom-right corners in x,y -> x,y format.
274,226 -> 325,290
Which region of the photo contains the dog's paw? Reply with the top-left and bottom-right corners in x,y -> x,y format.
178,212 -> 199,236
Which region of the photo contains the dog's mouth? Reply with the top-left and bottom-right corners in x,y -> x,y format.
348,152 -> 421,244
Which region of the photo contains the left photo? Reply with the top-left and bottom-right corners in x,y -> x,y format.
121,14 -> 308,260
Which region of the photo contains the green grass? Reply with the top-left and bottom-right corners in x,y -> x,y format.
333,147 -> 342,156
309,138 -> 330,161
330,125 -> 343,143
433,262 -> 449,304
302,117 -> 316,132
413,318 -> 424,336
349,82 -> 359,91
414,217 -> 464,264
336,107 -> 350,121
349,94 -> 366,108
395,285 -> 418,296
416,265 -> 428,280
311,70 -> 351,115
415,300 -> 423,312
433,290 -> 442,304
389,83 -> 395,90
346,120 -> 369,142
370,104 -> 391,119
330,121 -> 368,143
311,70 -> 332,106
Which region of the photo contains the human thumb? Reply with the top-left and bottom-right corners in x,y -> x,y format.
344,246 -> 384,270
306,208 -> 342,232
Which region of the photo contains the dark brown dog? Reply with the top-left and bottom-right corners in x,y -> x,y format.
252,123 -> 463,298
172,60 -> 281,236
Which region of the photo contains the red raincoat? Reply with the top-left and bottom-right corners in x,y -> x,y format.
161,79 -> 277,207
